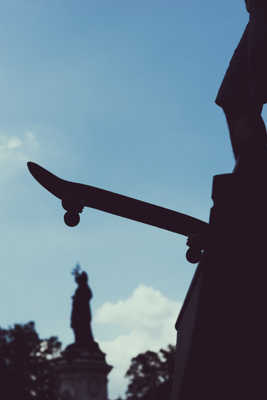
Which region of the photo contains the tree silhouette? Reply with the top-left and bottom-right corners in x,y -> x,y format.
125,344 -> 175,400
0,321 -> 61,400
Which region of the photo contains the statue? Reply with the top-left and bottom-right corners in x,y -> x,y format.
215,0 -> 267,173
70,264 -> 95,347
55,265 -> 113,399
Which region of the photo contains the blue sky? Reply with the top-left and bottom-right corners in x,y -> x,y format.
0,1 -> 258,398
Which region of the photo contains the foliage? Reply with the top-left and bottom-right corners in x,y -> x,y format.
0,321 -> 61,400
125,344 -> 175,400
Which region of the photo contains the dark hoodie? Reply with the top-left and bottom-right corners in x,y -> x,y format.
245,0 -> 267,13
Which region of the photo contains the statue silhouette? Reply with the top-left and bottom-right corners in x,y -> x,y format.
71,265 -> 95,347
215,0 -> 267,173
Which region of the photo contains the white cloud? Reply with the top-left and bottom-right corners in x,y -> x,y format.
95,285 -> 182,399
0,136 -> 23,150
0,132 -> 39,162
0,132 -> 39,183
25,131 -> 39,147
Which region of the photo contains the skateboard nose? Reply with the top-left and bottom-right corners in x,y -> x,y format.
27,161 -> 36,172
27,161 -> 44,177
27,161 -> 45,181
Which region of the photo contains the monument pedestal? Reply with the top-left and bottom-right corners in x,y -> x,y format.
55,342 -> 112,400
172,173 -> 267,399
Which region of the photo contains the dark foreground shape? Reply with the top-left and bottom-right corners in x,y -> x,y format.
171,172 -> 267,399
27,162 -> 208,263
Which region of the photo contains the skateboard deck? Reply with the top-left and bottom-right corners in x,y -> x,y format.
27,162 -> 208,239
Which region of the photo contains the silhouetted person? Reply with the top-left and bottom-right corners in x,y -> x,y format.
71,267 -> 95,346
215,0 -> 267,173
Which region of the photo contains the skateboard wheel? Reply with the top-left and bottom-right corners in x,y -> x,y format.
64,212 -> 80,227
186,248 -> 202,264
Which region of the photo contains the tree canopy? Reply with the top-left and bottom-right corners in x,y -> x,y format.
0,321 -> 61,400
125,344 -> 175,400
0,321 -> 176,400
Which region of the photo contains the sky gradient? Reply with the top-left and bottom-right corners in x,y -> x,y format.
1,1 -> 258,398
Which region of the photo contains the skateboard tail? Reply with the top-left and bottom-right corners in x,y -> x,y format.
27,162 -> 72,200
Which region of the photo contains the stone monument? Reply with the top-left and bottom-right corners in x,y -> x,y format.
54,265 -> 112,400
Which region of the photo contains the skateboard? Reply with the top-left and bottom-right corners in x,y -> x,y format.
27,162 -> 208,263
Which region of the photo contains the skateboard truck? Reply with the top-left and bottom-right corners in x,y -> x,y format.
62,198 -> 84,227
